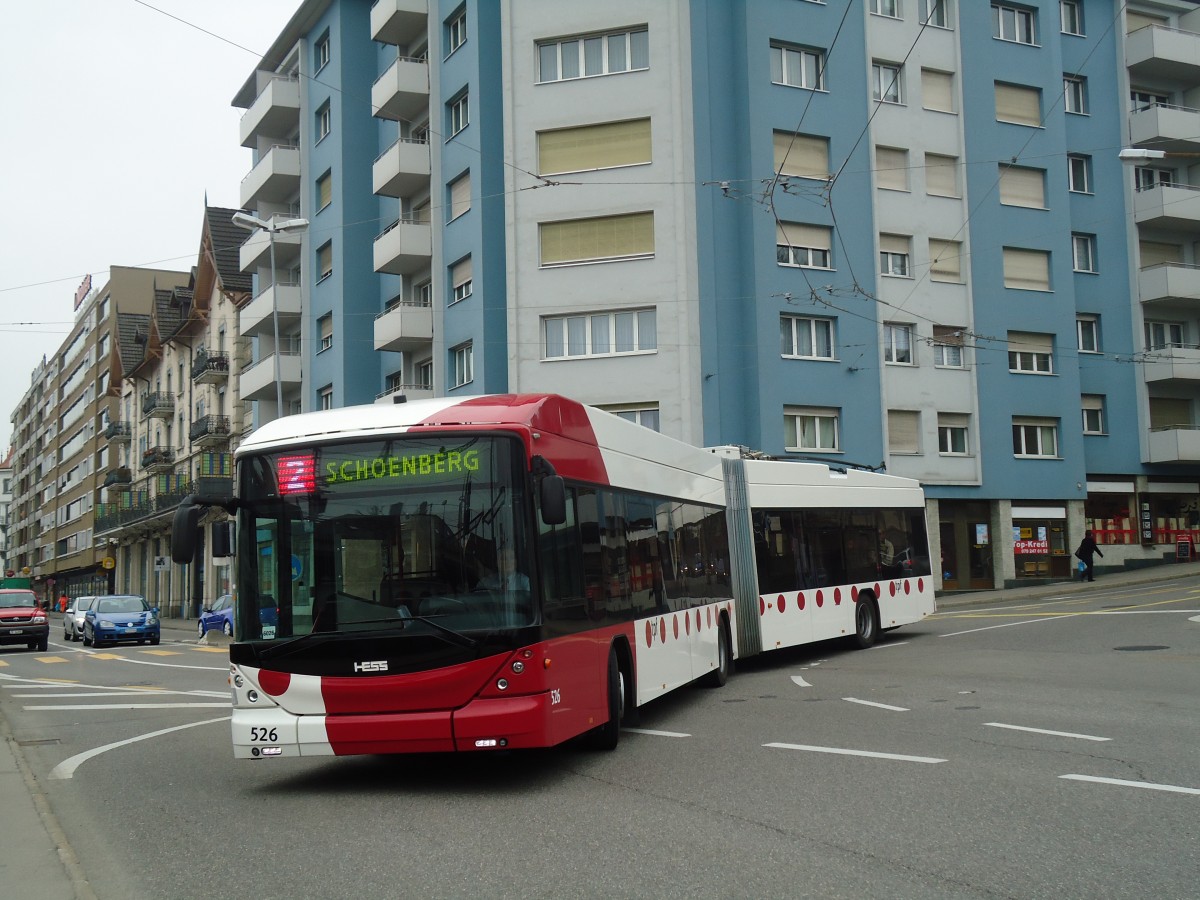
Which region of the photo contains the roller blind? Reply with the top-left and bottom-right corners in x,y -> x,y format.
922,69 -> 954,112
1081,395 -> 1103,411
876,146 -> 909,190
999,165 -> 1045,208
880,234 -> 909,254
451,257 -> 472,288
938,412 -> 969,428
1003,248 -> 1050,290
1126,12 -> 1166,32
774,131 -> 830,179
317,171 -> 332,209
1149,397 -> 1191,428
449,173 -> 471,221
928,239 -> 962,281
933,325 -> 965,345
1139,241 -> 1183,266
777,222 -> 831,249
888,410 -> 920,453
540,212 -> 654,265
1008,331 -> 1053,354
925,153 -> 958,197
538,118 -> 651,175
319,316 -> 332,339
995,83 -> 1041,126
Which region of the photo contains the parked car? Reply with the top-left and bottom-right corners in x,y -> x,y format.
83,594 -> 160,648
0,589 -> 49,652
63,595 -> 96,642
198,593 -> 234,638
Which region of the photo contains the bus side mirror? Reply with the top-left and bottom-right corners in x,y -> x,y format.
540,475 -> 566,525
171,500 -> 204,563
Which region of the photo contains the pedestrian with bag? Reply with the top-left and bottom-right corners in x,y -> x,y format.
1074,530 -> 1103,582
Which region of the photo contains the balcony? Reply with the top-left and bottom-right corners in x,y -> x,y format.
1147,425 -> 1200,464
373,137 -> 431,197
373,217 -> 432,275
1133,183 -> 1200,231
141,446 -> 175,473
1126,24 -> 1200,83
240,351 -> 302,401
371,0 -> 427,45
239,75 -> 301,148
1128,103 -> 1200,155
239,223 -> 304,271
239,281 -> 302,336
240,144 -> 301,208
371,56 -> 429,122
1142,344 -> 1200,383
189,415 -> 232,448
102,467 -> 132,489
103,421 -> 131,443
374,300 -> 433,352
192,350 -> 230,384
141,392 -> 174,420
1138,263 -> 1200,306
375,383 -> 434,404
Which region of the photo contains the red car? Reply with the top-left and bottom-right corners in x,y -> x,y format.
0,589 -> 50,652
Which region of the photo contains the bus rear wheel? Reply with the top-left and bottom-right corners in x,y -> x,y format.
585,648 -> 623,751
703,618 -> 732,687
853,596 -> 879,649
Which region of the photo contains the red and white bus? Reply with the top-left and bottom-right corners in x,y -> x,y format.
172,394 -> 934,759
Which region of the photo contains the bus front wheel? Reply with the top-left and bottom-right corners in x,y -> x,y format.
585,649 -> 623,751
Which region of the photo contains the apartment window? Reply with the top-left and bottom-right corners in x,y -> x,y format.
1145,320 -> 1184,351
995,82 -> 1040,126
785,406 -> 840,452
921,0 -> 950,28
448,92 -> 469,137
880,235 -> 911,277
449,171 -> 471,220
539,118 -> 651,176
998,165 -> 1045,209
450,257 -> 472,303
317,242 -> 333,281
925,153 -> 959,197
928,239 -> 962,283
875,146 -> 909,191
872,62 -> 903,104
316,102 -> 331,141
315,33 -> 330,72
1072,234 -> 1097,273
938,413 -> 970,455
1060,1 -> 1083,35
602,405 -> 661,432
415,360 -> 433,389
1067,154 -> 1092,193
540,212 -> 654,266
777,222 -> 832,269
319,385 -> 333,410
888,410 -> 920,454
1077,317 -> 1099,353
871,0 -> 901,18
1081,395 -> 1104,434
922,69 -> 955,113
452,343 -> 474,388
1008,332 -> 1053,374
993,4 -> 1037,44
318,314 -> 333,352
544,308 -> 657,359
316,170 -> 332,211
1003,247 -> 1050,291
774,131 -> 830,180
414,279 -> 433,306
537,27 -> 649,83
771,43 -> 825,90
933,325 -> 965,367
781,315 -> 835,359
884,323 -> 914,364
1139,240 -> 1183,267
1135,167 -> 1173,191
1064,75 -> 1088,114
1012,418 -> 1058,458
446,8 -> 467,55
1130,89 -> 1168,112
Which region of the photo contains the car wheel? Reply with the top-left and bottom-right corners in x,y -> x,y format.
36,636 -> 48,652
82,630 -> 92,647
223,620 -> 233,637
150,636 -> 160,646
197,620 -> 206,638
64,626 -> 71,640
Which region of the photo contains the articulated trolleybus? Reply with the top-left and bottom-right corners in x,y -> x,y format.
172,394 -> 934,759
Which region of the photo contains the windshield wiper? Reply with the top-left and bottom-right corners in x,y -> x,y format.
255,613 -> 478,662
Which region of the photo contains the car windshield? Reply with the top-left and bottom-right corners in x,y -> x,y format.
0,592 -> 37,609
95,596 -> 149,614
78,597 -> 94,611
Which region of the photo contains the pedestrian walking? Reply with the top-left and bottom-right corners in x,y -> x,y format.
1074,530 -> 1103,582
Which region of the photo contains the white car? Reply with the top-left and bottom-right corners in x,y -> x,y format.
63,595 -> 96,642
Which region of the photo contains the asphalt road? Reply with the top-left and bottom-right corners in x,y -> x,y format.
2,573 -> 1197,899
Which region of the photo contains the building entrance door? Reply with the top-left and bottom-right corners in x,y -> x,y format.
939,501 -> 995,590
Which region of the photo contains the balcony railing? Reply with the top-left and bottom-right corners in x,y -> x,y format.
192,350 -> 231,382
189,415 -> 232,445
103,421 -> 131,442
102,467 -> 133,488
141,392 -> 175,419
141,447 -> 175,471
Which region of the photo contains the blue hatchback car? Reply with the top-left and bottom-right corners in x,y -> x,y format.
198,593 -> 234,638
83,594 -> 160,648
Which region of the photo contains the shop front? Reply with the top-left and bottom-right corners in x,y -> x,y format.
1012,505 -> 1070,580
938,500 -> 995,590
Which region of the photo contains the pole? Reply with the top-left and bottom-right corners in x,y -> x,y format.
267,223 -> 284,415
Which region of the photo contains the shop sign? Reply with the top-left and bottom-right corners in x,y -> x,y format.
1014,539 -> 1049,554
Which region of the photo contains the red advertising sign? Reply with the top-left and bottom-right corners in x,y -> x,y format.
74,274 -> 92,311
1013,539 -> 1048,554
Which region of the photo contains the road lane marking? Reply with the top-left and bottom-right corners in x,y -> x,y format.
765,743 -> 946,763
143,650 -> 182,656
35,657 -> 69,664
1060,774 -> 1200,796
790,675 -> 813,687
985,722 -> 1110,742
623,728 -> 690,738
13,690 -> 228,699
844,697 -> 909,711
25,703 -> 229,711
49,716 -> 232,780
942,613 -> 1087,636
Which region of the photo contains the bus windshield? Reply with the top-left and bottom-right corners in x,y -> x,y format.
234,434 -> 533,643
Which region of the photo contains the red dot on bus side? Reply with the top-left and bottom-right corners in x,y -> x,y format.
816,590 -> 824,607
257,669 -> 291,696
685,612 -> 690,634
904,580 -> 911,595
759,596 -> 766,616
645,621 -> 653,648
889,582 -> 897,597
707,607 -> 712,627
659,618 -> 667,644
778,594 -> 787,613
918,578 -> 925,592
834,588 -> 842,605
673,615 -> 680,639
798,592 -> 805,610
851,585 -> 859,601
874,583 -> 881,596
696,610 -> 702,632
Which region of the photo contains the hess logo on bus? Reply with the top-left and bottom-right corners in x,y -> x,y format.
353,660 -> 388,672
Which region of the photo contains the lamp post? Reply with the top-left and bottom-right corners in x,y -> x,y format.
231,212 -> 309,416
1119,148 -> 1200,163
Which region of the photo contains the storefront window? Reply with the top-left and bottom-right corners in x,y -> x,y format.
1084,496 -> 1134,545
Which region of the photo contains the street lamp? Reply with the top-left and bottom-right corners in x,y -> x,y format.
1119,148 -> 1200,163
231,212 -> 309,415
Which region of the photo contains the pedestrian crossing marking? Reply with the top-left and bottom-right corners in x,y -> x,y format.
35,657 -> 69,664
90,653 -> 125,660
0,661 -> 8,668
143,650 -> 181,657
192,647 -> 229,654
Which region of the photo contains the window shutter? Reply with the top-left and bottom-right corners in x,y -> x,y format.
451,257 -> 472,289
774,132 -> 830,179
1003,248 -> 1050,290
778,222 -> 831,250
880,234 -> 909,254
1126,12 -> 1165,32
995,83 -> 1041,126
921,69 -> 954,112
999,165 -> 1045,208
540,212 -> 654,265
317,172 -> 332,209
319,316 -> 332,340
925,153 -> 958,197
938,412 -> 968,428
888,410 -> 920,453
539,118 -> 652,175
1081,395 -> 1103,412
449,173 -> 471,220
933,325 -> 964,345
875,146 -> 909,190
928,239 -> 961,281
1008,331 -> 1052,354
1139,241 -> 1183,267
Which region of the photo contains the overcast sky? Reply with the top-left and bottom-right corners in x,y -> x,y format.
0,0 -> 302,457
